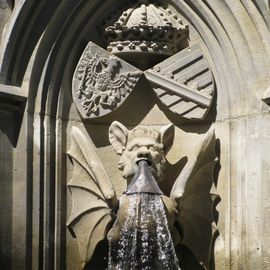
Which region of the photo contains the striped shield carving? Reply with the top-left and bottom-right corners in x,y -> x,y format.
145,44 -> 214,120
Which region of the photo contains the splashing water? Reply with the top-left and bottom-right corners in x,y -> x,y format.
108,193 -> 180,270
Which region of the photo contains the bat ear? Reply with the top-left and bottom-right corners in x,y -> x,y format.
109,121 -> 129,154
160,123 -> 175,155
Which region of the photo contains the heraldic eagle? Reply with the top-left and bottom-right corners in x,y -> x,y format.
75,53 -> 141,116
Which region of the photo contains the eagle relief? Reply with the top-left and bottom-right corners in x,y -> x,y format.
72,42 -> 142,118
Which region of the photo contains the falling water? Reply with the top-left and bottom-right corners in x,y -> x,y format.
108,193 -> 180,270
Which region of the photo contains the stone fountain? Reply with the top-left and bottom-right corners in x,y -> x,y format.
108,160 -> 180,270
67,120 -> 217,269
67,1 -> 218,269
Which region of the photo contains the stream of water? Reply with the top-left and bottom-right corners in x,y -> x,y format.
108,193 -> 180,270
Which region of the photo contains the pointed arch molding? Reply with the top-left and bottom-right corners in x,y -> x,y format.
1,0 -> 270,269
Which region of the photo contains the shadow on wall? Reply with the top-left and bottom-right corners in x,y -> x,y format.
0,95 -> 26,147
85,240 -> 109,270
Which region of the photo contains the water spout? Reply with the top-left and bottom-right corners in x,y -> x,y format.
126,160 -> 163,195
108,161 -> 180,270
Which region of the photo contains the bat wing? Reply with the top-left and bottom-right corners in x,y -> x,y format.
67,126 -> 117,268
170,129 -> 220,269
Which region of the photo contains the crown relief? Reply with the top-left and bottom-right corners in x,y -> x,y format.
104,0 -> 188,69
128,126 -> 161,142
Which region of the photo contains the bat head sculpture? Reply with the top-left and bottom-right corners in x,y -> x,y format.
109,121 -> 175,182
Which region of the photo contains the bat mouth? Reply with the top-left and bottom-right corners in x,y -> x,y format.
126,159 -> 163,195
136,158 -> 151,166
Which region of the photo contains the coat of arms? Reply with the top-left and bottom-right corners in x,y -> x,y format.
72,42 -> 142,118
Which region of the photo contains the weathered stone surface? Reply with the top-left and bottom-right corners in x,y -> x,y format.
1,1 -> 270,270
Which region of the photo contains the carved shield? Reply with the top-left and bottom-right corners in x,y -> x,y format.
72,42 -> 142,119
145,44 -> 214,120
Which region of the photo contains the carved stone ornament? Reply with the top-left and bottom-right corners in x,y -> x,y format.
145,43 -> 214,120
103,0 -> 215,120
105,0 -> 188,68
67,123 -> 219,269
72,1 -> 215,121
72,42 -> 142,119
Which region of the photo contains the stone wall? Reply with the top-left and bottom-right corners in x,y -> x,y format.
0,1 -> 270,270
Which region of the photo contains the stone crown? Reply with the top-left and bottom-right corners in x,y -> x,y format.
105,1 -> 188,58
128,126 -> 161,142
